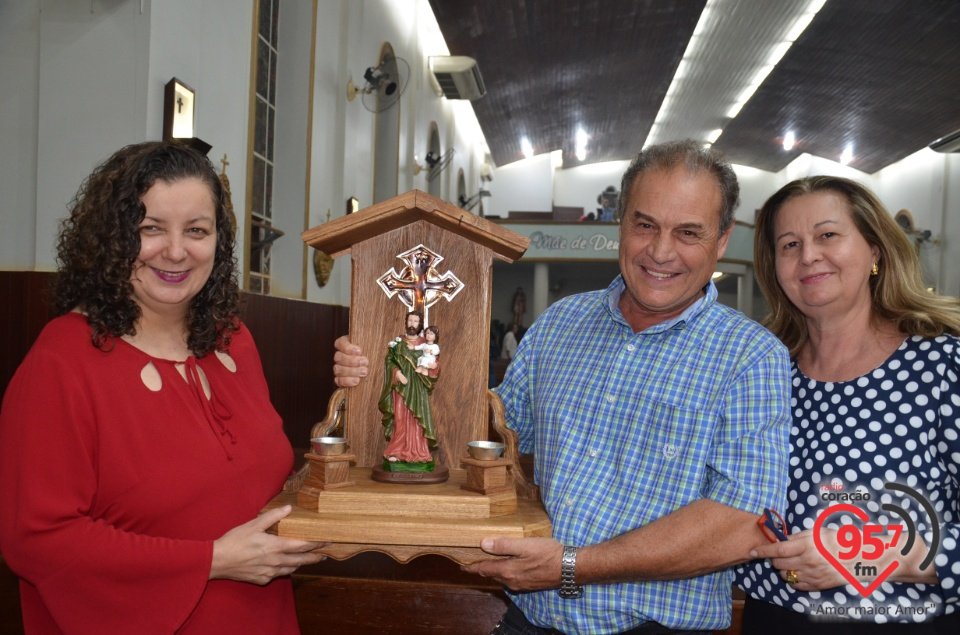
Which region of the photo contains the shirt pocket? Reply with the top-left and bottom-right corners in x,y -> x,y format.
618,401 -> 713,520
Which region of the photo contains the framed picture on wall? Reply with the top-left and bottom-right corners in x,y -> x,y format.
163,78 -> 196,140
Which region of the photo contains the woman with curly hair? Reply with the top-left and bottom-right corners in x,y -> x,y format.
738,176 -> 960,633
0,141 -> 323,634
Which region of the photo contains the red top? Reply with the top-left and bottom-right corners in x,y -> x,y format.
0,313 -> 299,634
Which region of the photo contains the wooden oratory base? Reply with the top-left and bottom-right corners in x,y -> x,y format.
460,456 -> 514,495
268,458 -> 551,566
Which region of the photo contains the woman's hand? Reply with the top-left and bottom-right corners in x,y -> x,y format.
333,336 -> 368,388
210,505 -> 326,585
752,526 -> 941,590
750,529 -> 848,591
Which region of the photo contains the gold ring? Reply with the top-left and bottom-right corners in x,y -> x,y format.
785,570 -> 799,585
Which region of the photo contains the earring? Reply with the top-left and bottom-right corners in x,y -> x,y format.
871,262 -> 879,276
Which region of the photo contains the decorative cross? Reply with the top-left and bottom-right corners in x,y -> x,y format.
176,95 -> 184,113
220,154 -> 230,175
326,209 -> 332,223
377,244 -> 463,326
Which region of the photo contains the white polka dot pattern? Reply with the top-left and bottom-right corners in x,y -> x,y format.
736,335 -> 960,622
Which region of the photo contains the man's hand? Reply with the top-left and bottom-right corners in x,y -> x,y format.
462,537 -> 564,592
333,336 -> 368,387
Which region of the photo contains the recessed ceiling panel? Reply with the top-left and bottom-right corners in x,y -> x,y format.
429,0 -> 706,167
430,0 -> 960,174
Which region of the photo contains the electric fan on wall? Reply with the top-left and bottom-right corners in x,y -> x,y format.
347,55 -> 410,113
413,148 -> 456,182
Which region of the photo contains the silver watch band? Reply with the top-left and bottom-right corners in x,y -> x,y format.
558,545 -> 584,599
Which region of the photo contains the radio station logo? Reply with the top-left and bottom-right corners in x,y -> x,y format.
813,481 -> 939,597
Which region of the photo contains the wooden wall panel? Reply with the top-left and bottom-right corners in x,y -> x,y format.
0,271 -> 57,398
240,293 -> 349,450
293,553 -> 507,634
0,557 -> 25,635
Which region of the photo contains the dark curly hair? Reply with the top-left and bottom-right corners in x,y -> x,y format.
54,140 -> 240,356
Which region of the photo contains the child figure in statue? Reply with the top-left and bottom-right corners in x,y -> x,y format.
415,325 -> 440,376
378,311 -> 439,471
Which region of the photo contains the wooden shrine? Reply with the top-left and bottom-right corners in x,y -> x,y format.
265,190 -> 551,564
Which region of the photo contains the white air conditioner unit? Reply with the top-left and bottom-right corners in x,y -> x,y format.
480,162 -> 494,182
429,56 -> 486,101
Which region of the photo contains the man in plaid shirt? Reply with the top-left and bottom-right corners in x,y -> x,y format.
334,140 -> 791,634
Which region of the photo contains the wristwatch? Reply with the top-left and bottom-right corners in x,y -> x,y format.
558,545 -> 584,599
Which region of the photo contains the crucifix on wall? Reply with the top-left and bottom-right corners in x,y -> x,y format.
376,244 -> 463,326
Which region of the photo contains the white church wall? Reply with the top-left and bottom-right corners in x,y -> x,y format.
34,0 -> 151,270
1,0 -> 253,272
0,0 -> 40,270
484,154 -> 554,218
732,164 -> 781,223
305,0 -> 353,306
873,149 -> 945,232
942,153 -> 960,297
553,160 -> 630,220
872,149 -> 948,292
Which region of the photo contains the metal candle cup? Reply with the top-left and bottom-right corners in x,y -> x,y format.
467,440 -> 505,461
311,436 -> 348,456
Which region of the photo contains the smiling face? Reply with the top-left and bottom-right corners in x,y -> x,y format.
617,167 -> 730,331
130,178 -> 217,320
773,191 -> 879,321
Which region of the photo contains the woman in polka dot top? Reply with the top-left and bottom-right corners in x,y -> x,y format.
737,176 -> 960,633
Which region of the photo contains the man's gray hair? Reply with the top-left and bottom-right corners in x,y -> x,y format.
615,140 -> 740,234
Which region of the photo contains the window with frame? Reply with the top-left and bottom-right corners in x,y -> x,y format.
248,0 -> 281,294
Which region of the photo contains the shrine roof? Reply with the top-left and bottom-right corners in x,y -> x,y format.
301,190 -> 529,262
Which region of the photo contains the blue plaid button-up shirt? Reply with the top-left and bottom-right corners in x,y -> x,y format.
494,275 -> 791,634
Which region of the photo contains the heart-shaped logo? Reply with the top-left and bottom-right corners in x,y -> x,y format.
814,503 -> 899,597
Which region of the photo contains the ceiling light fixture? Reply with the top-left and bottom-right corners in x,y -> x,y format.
840,144 -> 853,165
521,137 -> 534,159
725,1 -> 827,120
575,128 -> 588,161
783,130 -> 796,151
646,0 -> 828,148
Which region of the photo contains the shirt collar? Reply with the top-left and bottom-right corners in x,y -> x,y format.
604,274 -> 717,333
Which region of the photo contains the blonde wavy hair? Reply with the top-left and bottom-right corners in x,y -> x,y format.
754,175 -> 960,356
